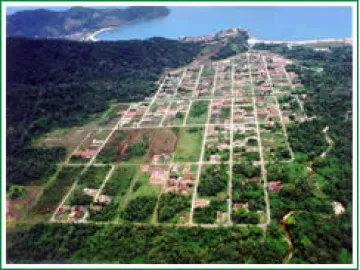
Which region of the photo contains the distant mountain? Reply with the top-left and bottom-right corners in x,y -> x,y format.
6,6 -> 170,40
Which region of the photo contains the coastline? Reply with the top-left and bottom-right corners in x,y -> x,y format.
248,37 -> 352,46
87,27 -> 116,42
87,26 -> 352,46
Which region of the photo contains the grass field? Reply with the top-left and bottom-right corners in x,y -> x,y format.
101,165 -> 139,198
174,128 -> 204,162
78,166 -> 111,188
132,172 -> 162,198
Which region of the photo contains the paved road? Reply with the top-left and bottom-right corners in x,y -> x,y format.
248,52 -> 271,226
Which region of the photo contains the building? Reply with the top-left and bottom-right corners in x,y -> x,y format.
269,181 -> 281,192
150,168 -> 169,185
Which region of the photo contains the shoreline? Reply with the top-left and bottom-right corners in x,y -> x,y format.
87,27 -> 352,46
87,27 -> 116,42
248,37 -> 352,46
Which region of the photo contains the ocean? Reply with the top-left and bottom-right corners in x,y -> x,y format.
95,6 -> 352,41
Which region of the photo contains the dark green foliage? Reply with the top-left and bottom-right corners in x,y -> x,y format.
7,223 -> 268,264
157,193 -> 190,223
69,190 -> 93,206
7,186 -> 26,200
122,196 -> 157,222
123,141 -> 148,161
232,208 -> 260,224
220,107 -> 230,119
193,200 -> 227,224
7,37 -> 201,187
204,145 -> 229,162
232,178 -> 265,212
31,166 -> 83,215
102,166 -> 137,197
287,211 -> 352,264
77,166 -> 111,188
197,165 -> 228,196
6,147 -> 66,186
96,145 -> 118,164
88,201 -> 119,222
210,33 -> 249,60
288,120 -> 327,158
189,101 -> 208,117
233,162 -> 261,178
7,6 -> 170,38
242,151 -> 260,161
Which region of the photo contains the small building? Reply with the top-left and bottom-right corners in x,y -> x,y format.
150,169 -> 169,185
97,195 -> 112,205
83,188 -> 98,197
233,202 -> 249,210
269,181 -> 281,192
140,165 -> 150,172
195,199 -> 210,208
180,211 -> 186,219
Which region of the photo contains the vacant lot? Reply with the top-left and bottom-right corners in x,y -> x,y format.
146,128 -> 178,162
174,128 -> 204,162
186,101 -> 209,125
31,166 -> 83,218
97,128 -> 178,164
7,186 -> 42,222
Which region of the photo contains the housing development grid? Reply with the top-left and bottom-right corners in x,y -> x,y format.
50,51 -> 317,228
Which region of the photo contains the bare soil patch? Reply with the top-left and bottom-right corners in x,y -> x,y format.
7,186 -> 42,222
146,129 -> 178,161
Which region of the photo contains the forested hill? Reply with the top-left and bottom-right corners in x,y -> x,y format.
7,6 -> 170,40
6,37 -> 202,186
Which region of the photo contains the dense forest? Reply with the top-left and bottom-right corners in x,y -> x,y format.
254,44 -> 353,263
210,32 -> 249,60
7,222 -> 288,264
7,6 -> 170,39
6,37 -> 202,187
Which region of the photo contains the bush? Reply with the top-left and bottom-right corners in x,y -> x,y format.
122,196 -> 157,222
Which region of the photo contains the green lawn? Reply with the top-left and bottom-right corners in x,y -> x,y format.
132,172 -> 162,198
174,128 -> 204,162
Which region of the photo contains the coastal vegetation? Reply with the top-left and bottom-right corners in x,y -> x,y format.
6,37 -> 202,188
7,6 -> 170,39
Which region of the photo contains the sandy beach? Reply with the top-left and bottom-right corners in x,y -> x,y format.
248,37 -> 352,46
87,27 -> 115,41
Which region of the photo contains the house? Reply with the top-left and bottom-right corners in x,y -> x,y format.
73,150 -> 96,159
179,182 -> 187,191
168,179 -> 177,187
269,181 -> 281,192
234,113 -> 242,120
257,108 -> 267,119
233,202 -> 249,210
217,142 -> 229,150
83,188 -> 98,197
171,164 -> 180,172
195,199 -> 210,208
180,211 -> 186,219
140,165 -> 149,172
97,195 -> 112,205
56,207 -> 65,216
150,168 -> 169,185
249,178 -> 261,183
209,155 -> 221,163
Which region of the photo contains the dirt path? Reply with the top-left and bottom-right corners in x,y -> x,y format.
280,211 -> 295,263
320,126 -> 333,158
248,52 -> 271,226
